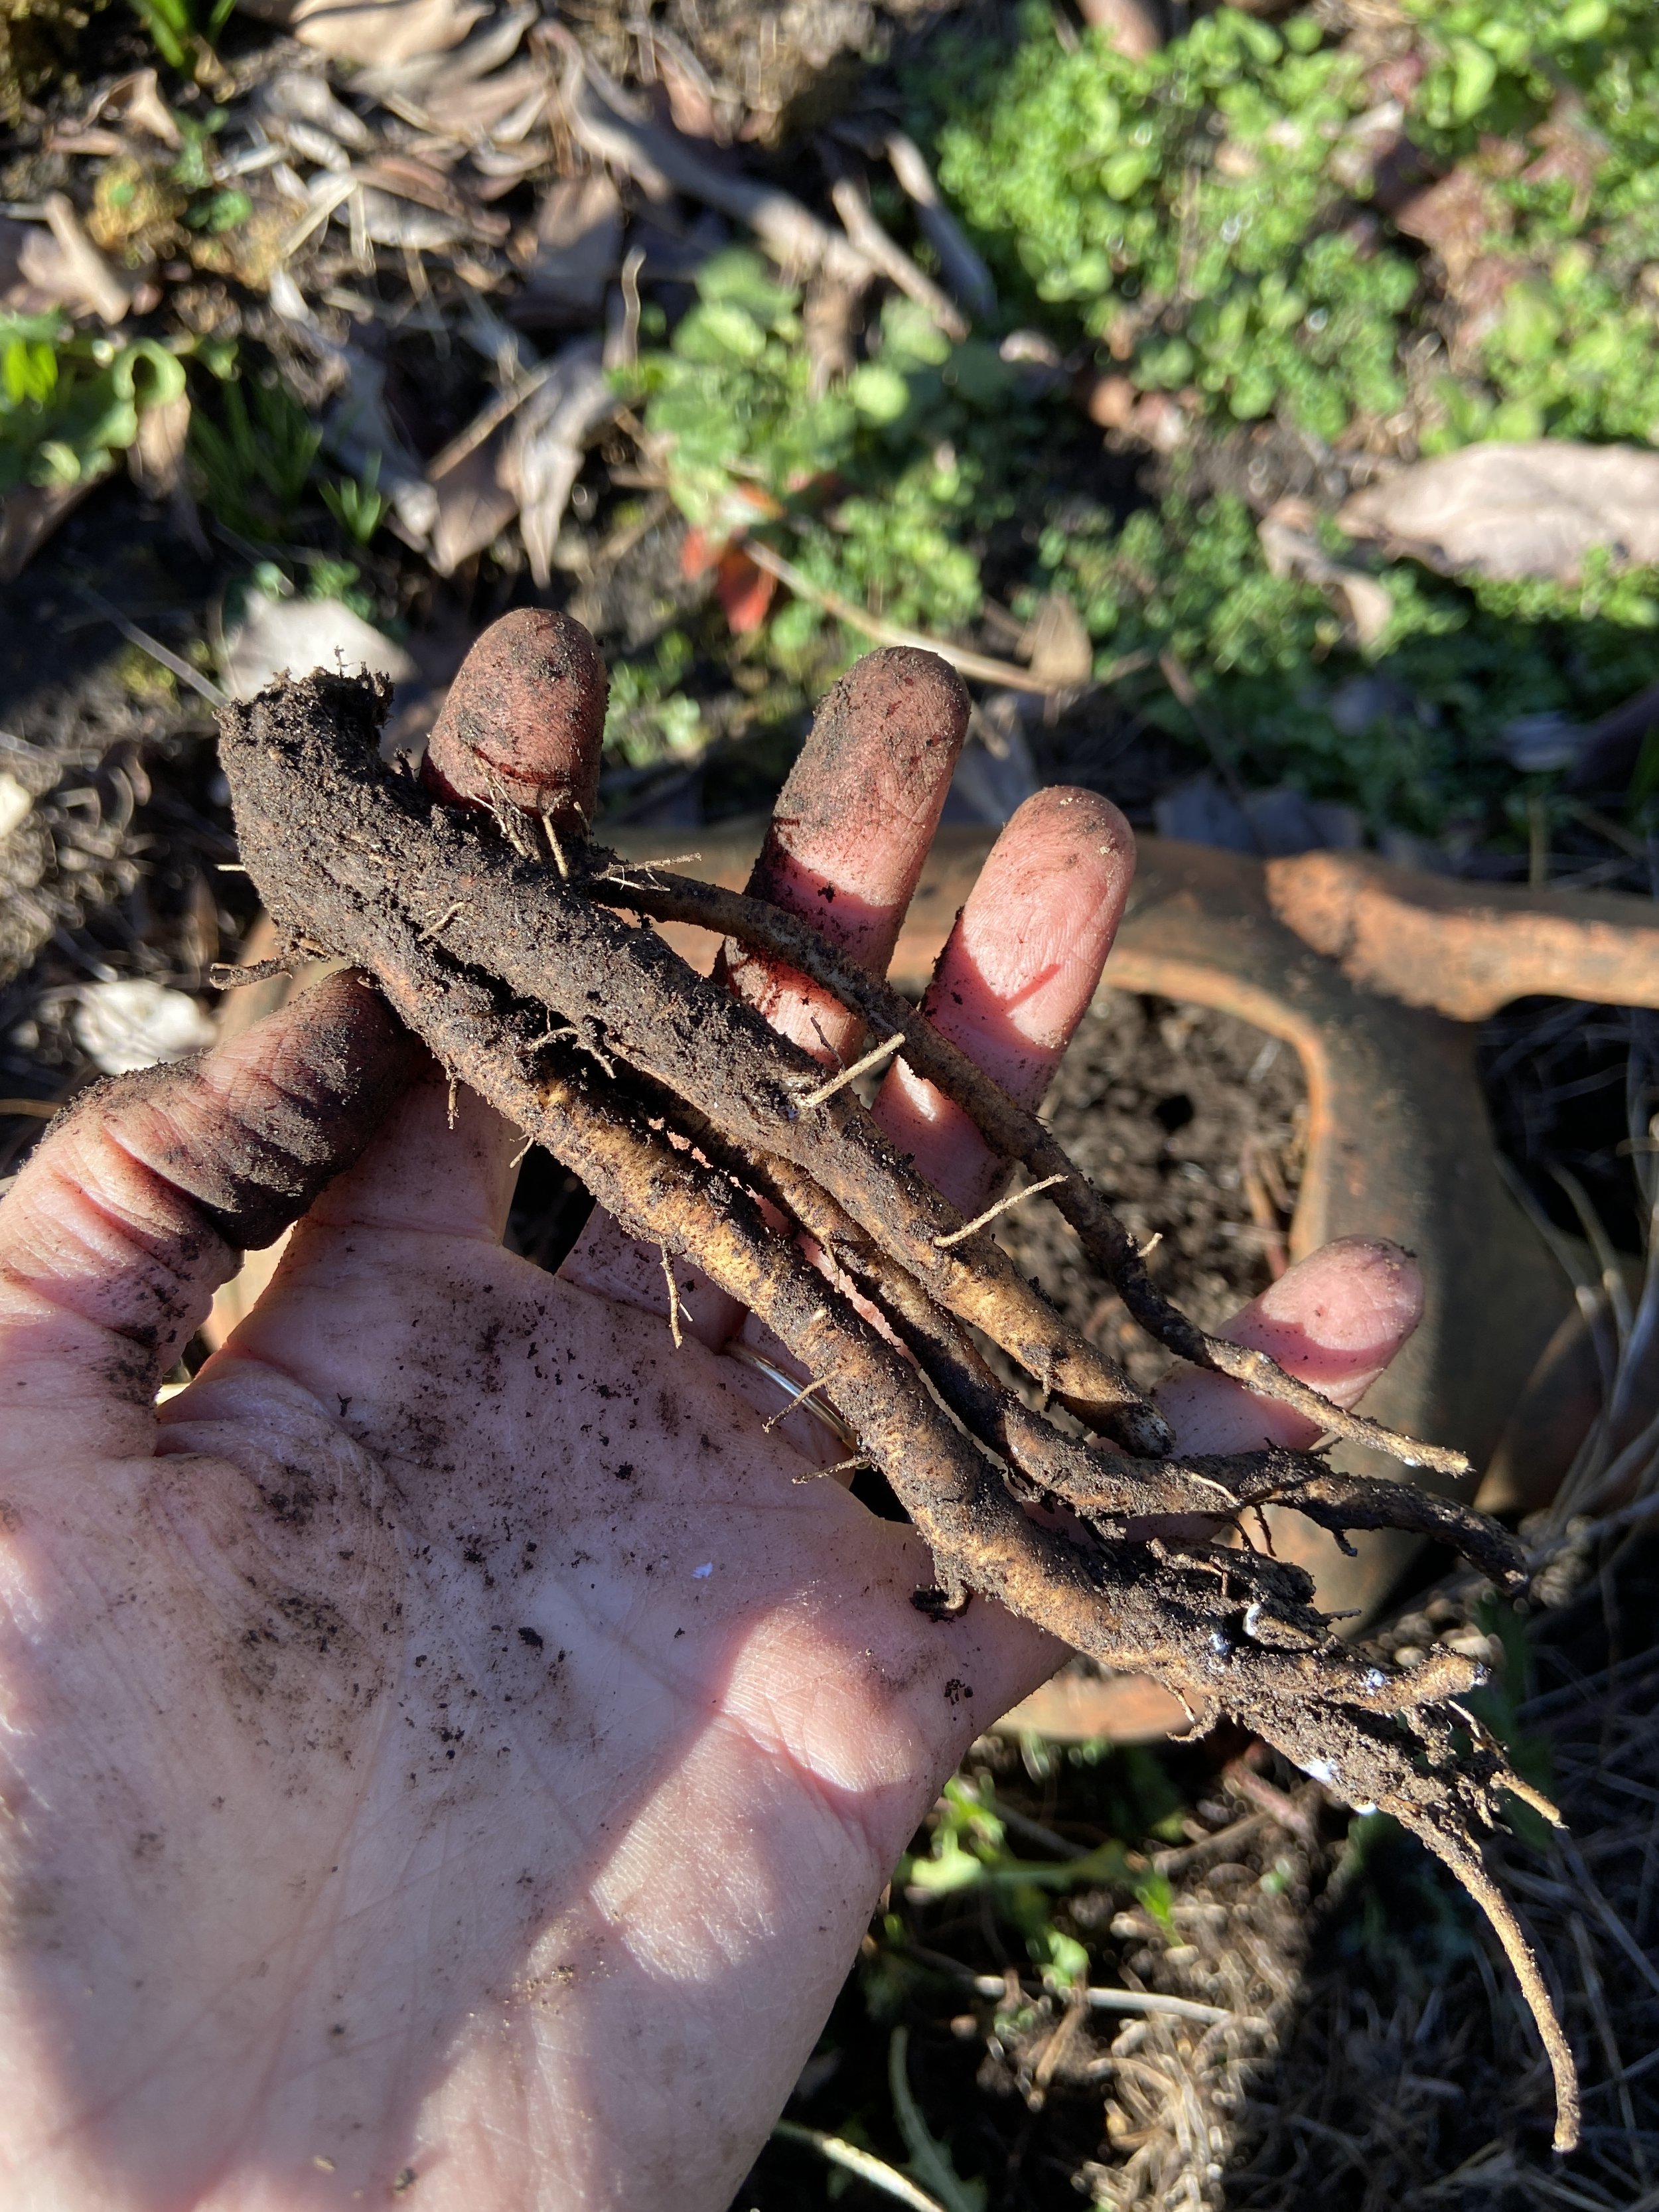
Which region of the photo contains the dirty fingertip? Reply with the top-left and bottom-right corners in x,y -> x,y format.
1158,1236 -> 1423,1451
936,785 -> 1135,1038
423,609 -> 607,824
1242,1236 -> 1425,1363
747,646 -> 970,924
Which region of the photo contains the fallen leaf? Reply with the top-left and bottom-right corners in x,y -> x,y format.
360,154 -> 509,243
1522,97 -> 1605,223
18,194 -> 132,323
1260,513 -> 1392,650
1022,591 -> 1093,689
1394,167 -> 1510,288
351,0 -> 531,98
515,171 -> 622,317
323,348 -> 441,542
427,432 -> 519,575
88,67 -> 182,149
714,545 -> 774,633
291,0 -> 487,66
504,336 -> 616,587
407,57 -> 545,139
1339,443 -> 1659,582
257,70 -> 375,152
336,186 -> 467,251
0,479 -> 100,583
222,589 -> 419,699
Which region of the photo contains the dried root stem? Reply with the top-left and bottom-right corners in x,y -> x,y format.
582,860 -> 1471,1479
214,670 -> 1578,2150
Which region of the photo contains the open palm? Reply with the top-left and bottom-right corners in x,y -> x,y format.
0,623 -> 1421,2209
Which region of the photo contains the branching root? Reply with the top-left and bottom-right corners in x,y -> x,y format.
215,668 -> 1579,2152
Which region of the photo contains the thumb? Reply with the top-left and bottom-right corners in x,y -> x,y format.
0,969 -> 413,1437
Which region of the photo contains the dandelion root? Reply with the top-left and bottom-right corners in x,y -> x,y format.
216,667 -> 1579,2152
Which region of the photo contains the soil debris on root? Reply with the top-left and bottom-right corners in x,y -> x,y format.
216,660 -> 1583,2153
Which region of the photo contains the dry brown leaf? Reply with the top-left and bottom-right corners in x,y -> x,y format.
1022,591 -> 1093,690
0,480 -> 100,583
257,70 -> 375,152
427,432 -> 518,574
502,337 -> 614,587
17,194 -> 133,323
127,390 -> 190,500
351,0 -> 531,98
1339,442 -> 1659,583
516,172 -> 622,316
89,67 -> 182,149
1260,512 -> 1392,650
1393,167 -> 1510,288
291,0 -> 486,66
407,57 -> 545,140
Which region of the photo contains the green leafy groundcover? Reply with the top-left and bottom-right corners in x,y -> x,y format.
1,316 -> 185,492
633,2 -> 1659,839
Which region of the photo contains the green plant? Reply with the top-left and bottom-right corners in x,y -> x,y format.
630,12 -> 1659,842
188,366 -> 322,541
601,629 -> 705,768
321,454 -> 388,548
126,0 -> 234,78
895,1773 -> 1177,1989
638,248 -> 1024,638
0,316 -> 186,493
928,1 -> 1659,449
930,7 -> 1412,440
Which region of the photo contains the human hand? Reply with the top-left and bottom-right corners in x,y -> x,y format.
0,619 -> 1423,2209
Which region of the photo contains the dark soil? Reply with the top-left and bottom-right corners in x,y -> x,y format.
995,994 -> 1305,1398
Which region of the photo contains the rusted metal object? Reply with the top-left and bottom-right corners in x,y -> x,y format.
1266,849 -> 1659,1021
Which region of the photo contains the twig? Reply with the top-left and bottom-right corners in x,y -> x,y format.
741,538 -> 1147,699
556,39 -> 875,289
934,1173 -> 1068,1249
1151,1811 -> 1270,1877
658,1242 -> 685,1348
797,1032 -> 905,1108
826,172 -> 968,341
881,131 -> 997,320
424,365 -> 553,482
75,588 -> 227,709
961,1970 -> 1230,2027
